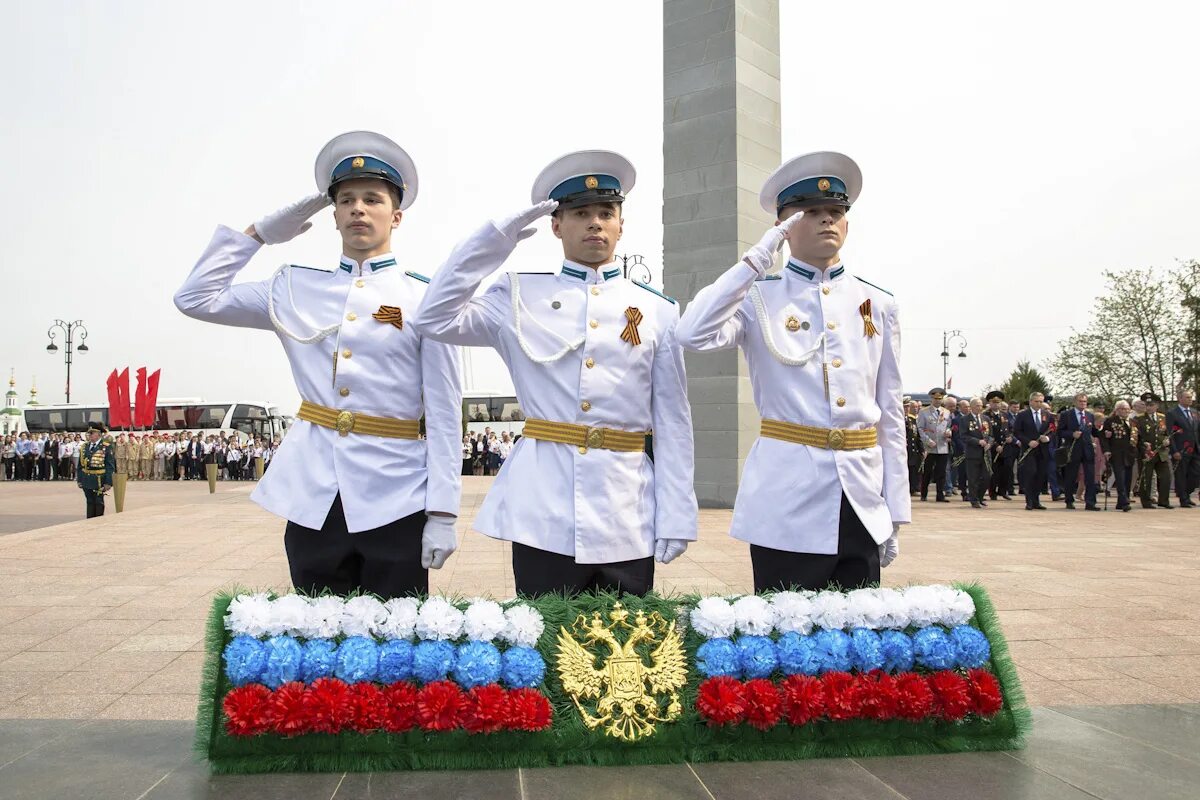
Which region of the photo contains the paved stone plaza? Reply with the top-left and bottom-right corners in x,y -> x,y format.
0,478 -> 1198,798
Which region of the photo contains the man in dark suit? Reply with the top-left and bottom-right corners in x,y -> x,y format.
984,391 -> 1013,500
1013,391 -> 1053,510
1058,392 -> 1099,510
1168,388 -> 1199,507
951,398 -> 969,500
1101,399 -> 1136,511
961,397 -> 993,508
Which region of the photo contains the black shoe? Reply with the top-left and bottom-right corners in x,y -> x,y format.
1158,503 -> 1174,509
1180,501 -> 1196,508
1065,502 -> 1075,509
1085,505 -> 1101,511
980,500 -> 988,506
1052,495 -> 1064,502
1033,504 -> 1048,510
1001,495 -> 1013,501
971,502 -> 982,508
920,496 -> 928,502
1142,504 -> 1155,509
936,498 -> 951,503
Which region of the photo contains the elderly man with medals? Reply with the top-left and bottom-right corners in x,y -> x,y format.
174,131 -> 463,598
78,423 -> 116,519
675,152 -> 909,592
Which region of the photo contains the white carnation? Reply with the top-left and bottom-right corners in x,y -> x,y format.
464,599 -> 508,642
845,588 -> 891,629
690,597 -> 736,639
379,597 -> 420,640
415,597 -> 465,641
224,593 -> 273,637
940,587 -> 977,626
306,596 -> 346,639
732,595 -> 777,636
502,604 -> 545,648
874,587 -> 909,628
340,595 -> 388,638
901,585 -> 942,628
770,592 -> 814,635
268,594 -> 312,637
809,591 -> 851,630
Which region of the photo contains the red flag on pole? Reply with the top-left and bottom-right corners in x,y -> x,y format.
143,369 -> 161,428
106,370 -> 121,427
134,368 -> 148,430
115,368 -> 132,428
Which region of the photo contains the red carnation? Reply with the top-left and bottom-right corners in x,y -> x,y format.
893,673 -> 935,721
742,679 -> 784,731
347,682 -> 386,734
381,681 -> 420,733
463,684 -> 510,734
780,674 -> 826,725
696,676 -> 747,726
417,680 -> 465,731
305,677 -> 354,734
967,669 -> 1004,717
269,681 -> 310,736
928,671 -> 972,721
506,687 -> 553,731
222,684 -> 272,736
821,672 -> 862,721
858,670 -> 899,721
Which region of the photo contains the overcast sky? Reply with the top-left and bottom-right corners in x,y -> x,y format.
3,1 -> 1198,413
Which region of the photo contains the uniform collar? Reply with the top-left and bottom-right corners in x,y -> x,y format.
785,258 -> 845,283
559,259 -> 622,284
339,252 -> 397,275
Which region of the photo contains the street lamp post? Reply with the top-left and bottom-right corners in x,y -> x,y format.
940,329 -> 967,391
45,319 -> 89,403
612,253 -> 653,284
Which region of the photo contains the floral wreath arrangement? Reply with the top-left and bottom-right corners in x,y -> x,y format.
197,584 -> 1028,773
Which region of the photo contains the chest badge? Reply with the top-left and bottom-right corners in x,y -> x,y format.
620,306 -> 643,346
372,305 -> 404,330
785,315 -> 802,332
859,299 -> 878,339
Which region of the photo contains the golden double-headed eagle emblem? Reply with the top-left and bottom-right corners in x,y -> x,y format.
555,602 -> 687,741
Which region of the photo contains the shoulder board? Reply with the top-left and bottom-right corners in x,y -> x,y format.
854,275 -> 893,296
755,274 -> 782,281
287,264 -> 333,274
404,270 -> 431,284
633,281 -> 677,304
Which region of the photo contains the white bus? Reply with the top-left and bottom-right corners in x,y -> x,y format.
463,390 -> 525,437
22,399 -> 291,440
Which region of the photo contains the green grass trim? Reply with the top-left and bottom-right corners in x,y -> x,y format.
957,581 -> 1032,747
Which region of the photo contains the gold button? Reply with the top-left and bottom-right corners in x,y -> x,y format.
339,387 -> 350,397
822,286 -> 831,295
581,401 -> 591,412
589,320 -> 599,329
590,286 -> 600,296
832,358 -> 843,368
355,279 -> 364,288
836,397 -> 846,407
578,446 -> 588,455
585,358 -> 595,368
346,312 -> 357,321
342,349 -> 352,359
827,322 -> 837,330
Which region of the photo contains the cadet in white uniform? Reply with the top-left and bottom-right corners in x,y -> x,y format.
412,151 -> 697,597
174,131 -> 463,598
675,152 -> 909,592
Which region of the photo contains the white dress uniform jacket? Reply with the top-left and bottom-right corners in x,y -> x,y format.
412,222 -> 697,563
174,225 -> 462,532
675,258 -> 911,555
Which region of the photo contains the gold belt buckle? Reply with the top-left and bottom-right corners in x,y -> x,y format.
586,427 -> 605,449
827,428 -> 846,450
335,410 -> 356,437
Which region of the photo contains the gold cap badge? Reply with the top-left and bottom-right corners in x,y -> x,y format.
817,178 -> 831,191
786,315 -> 802,332
351,156 -> 365,169
584,175 -> 599,189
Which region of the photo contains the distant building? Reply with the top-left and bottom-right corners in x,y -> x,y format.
2,370 -> 22,435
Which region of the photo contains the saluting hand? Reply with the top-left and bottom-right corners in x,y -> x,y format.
742,213 -> 805,277
248,193 -> 332,245
494,200 -> 559,243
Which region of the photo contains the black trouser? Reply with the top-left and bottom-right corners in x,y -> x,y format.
3,458 -> 13,480
907,457 -> 921,494
1019,451 -> 1048,508
751,494 -> 880,593
511,542 -> 654,598
965,456 -> 987,503
1139,459 -> 1173,507
1064,447 -> 1098,507
990,453 -> 1012,498
920,453 -> 947,500
1110,458 -> 1132,508
284,494 -> 427,599
82,488 -> 105,518
1175,453 -> 1200,503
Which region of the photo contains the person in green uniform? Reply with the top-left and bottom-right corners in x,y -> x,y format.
1135,392 -> 1173,509
78,422 -> 116,518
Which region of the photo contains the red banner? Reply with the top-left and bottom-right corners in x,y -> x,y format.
143,369 -> 161,428
113,368 -> 132,428
106,370 -> 121,427
133,368 -> 148,429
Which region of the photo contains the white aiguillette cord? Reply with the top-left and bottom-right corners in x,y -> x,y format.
749,283 -> 825,367
267,265 -> 341,344
509,273 -> 584,364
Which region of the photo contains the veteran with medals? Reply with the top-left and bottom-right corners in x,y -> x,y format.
413,150 -> 697,597
78,423 -> 115,519
675,152 -> 909,592
174,131 -> 463,598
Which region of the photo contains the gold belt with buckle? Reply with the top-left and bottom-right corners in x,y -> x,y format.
297,400 -> 421,439
760,418 -> 878,450
522,417 -> 647,454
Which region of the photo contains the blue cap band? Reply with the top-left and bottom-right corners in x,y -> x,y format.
330,156 -> 406,195
776,176 -> 849,210
549,173 -> 622,201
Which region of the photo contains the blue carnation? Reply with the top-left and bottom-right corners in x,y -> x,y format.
849,628 -> 884,673
454,641 -> 502,688
261,635 -> 303,689
913,627 -> 957,670
378,639 -> 414,684
776,632 -> 821,676
335,636 -> 380,683
880,630 -> 914,672
501,646 -> 546,688
696,638 -> 741,678
412,640 -> 456,683
950,625 -> 991,669
811,628 -> 853,673
299,639 -> 337,683
737,635 -> 778,679
223,635 -> 266,686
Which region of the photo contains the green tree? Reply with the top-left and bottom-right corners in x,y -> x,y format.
1178,259 -> 1200,391
1000,360 -> 1052,405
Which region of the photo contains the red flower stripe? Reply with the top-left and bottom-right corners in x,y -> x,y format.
696,670 -> 1005,728
222,680 -> 553,737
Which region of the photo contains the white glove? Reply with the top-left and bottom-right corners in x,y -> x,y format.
252,193 -> 331,245
654,538 -> 688,564
742,213 -> 805,277
878,525 -> 900,569
421,515 -> 458,570
494,200 -> 558,243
